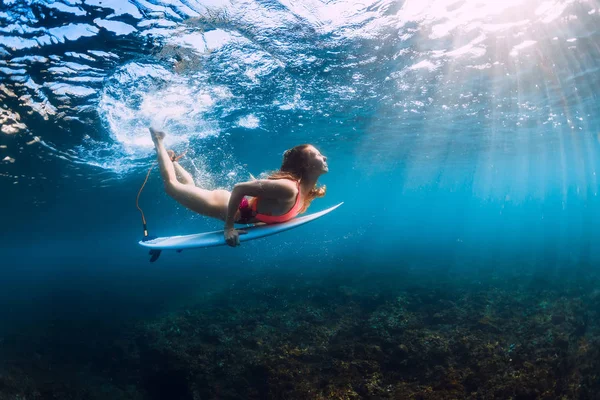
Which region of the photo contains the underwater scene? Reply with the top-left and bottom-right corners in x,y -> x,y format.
1,0 -> 600,398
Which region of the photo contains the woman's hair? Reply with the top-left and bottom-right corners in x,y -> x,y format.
267,144 -> 326,213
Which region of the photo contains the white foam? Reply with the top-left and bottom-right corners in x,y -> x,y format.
0,108 -> 26,134
408,60 -> 439,71
65,52 -> 96,61
204,29 -> 236,50
237,114 -> 260,129
93,18 -> 137,36
46,2 -> 87,16
98,62 -> 230,158
82,0 -> 143,19
48,23 -> 99,42
0,36 -> 39,50
10,55 -> 48,63
44,82 -> 96,97
509,40 -> 537,57
0,67 -> 26,75
87,50 -> 119,59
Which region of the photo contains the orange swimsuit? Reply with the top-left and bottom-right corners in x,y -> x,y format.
237,180 -> 302,224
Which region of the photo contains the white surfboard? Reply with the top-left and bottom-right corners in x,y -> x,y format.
139,202 -> 343,251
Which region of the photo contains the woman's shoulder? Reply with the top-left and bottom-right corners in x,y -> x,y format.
267,178 -> 299,200
274,178 -> 299,197
242,177 -> 297,199
269,177 -> 299,187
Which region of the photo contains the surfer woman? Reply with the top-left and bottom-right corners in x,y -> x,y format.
149,128 -> 328,247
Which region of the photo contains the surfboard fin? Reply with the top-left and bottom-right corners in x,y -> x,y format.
149,249 -> 162,262
142,235 -> 161,262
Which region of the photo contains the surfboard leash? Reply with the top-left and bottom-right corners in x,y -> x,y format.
136,150 -> 188,262
136,149 -> 188,239
136,161 -> 156,240
136,161 -> 163,262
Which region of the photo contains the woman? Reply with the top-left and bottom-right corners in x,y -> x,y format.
149,128 -> 328,247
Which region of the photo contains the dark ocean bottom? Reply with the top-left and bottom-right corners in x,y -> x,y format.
1,264 -> 599,400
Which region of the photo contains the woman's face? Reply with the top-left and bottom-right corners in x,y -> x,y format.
304,146 -> 328,174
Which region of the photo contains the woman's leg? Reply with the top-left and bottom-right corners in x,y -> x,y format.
166,149 -> 195,186
150,128 -> 231,221
174,162 -> 195,186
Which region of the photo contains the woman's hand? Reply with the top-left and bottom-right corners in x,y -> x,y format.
224,227 -> 247,247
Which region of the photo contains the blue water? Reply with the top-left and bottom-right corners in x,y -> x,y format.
1,0 -> 600,397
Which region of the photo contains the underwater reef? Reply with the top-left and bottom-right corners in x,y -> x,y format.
1,267 -> 600,399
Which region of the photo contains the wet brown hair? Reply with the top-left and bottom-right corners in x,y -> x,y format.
267,144 -> 326,214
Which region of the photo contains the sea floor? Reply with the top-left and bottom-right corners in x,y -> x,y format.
1,266 -> 598,399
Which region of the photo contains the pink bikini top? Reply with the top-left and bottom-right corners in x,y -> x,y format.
251,180 -> 302,224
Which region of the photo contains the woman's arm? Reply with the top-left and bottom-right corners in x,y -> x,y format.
224,179 -> 296,229
223,179 -> 296,247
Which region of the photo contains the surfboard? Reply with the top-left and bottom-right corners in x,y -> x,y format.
139,202 -> 343,252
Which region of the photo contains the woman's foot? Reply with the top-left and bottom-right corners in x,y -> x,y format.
167,149 -> 187,162
149,127 -> 165,144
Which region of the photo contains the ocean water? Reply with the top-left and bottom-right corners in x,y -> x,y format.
1,0 -> 600,398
